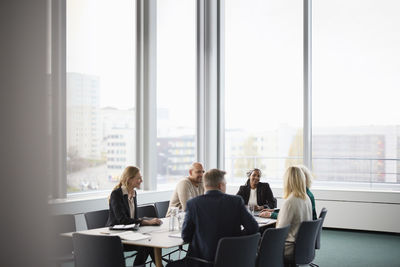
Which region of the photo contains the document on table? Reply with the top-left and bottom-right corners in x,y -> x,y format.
98,230 -> 150,241
109,223 -> 139,230
168,232 -> 182,238
255,217 -> 273,224
118,232 -> 150,241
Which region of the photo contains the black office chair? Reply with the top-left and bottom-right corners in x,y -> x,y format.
155,200 -> 170,218
50,214 -> 76,267
309,208 -> 328,267
256,225 -> 290,267
286,218 -> 322,267
72,233 -> 125,267
187,233 -> 261,267
137,204 -> 158,218
84,209 -> 109,229
136,205 -> 159,265
315,208 -> 328,249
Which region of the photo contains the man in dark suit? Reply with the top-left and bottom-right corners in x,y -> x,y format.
167,169 -> 259,267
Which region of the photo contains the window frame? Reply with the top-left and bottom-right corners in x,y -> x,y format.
53,0 -> 399,199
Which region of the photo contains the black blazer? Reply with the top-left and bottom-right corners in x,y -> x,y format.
106,187 -> 142,226
236,181 -> 276,209
182,190 -> 259,265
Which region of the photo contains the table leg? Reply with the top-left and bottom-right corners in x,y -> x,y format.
154,247 -> 163,267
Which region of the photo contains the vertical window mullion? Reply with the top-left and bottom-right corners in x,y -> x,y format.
136,0 -> 157,190
303,0 -> 312,169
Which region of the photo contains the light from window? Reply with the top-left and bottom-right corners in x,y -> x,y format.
156,0 -> 196,190
66,0 -> 136,193
225,0 -> 303,186
312,0 -> 400,191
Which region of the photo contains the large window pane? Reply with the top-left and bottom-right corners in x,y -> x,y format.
225,0 -> 303,186
67,0 -> 136,193
156,0 -> 196,190
312,0 -> 400,190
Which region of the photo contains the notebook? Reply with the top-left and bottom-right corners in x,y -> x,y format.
109,223 -> 139,231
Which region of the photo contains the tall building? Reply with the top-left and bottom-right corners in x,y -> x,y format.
67,72 -> 101,160
157,135 -> 195,177
105,127 -> 135,182
99,107 -> 136,181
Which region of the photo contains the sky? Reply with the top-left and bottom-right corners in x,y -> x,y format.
67,0 -> 400,132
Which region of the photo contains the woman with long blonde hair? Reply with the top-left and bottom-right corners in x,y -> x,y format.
276,166 -> 312,262
259,165 -> 317,220
106,166 -> 162,266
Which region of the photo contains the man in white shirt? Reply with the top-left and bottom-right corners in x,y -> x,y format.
166,162 -> 205,217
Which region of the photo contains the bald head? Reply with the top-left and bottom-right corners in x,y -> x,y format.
188,162 -> 205,186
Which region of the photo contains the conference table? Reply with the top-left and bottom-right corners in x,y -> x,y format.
63,216 -> 276,267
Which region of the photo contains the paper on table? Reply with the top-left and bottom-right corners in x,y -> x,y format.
168,232 -> 182,238
256,217 -> 272,224
118,232 -> 150,241
111,223 -> 137,230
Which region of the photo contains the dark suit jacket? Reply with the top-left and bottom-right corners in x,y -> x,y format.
236,181 -> 276,209
182,190 -> 259,264
106,187 -> 142,226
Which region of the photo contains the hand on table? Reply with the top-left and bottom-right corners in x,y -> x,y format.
259,211 -> 272,218
254,205 -> 264,211
260,208 -> 274,212
141,218 -> 163,226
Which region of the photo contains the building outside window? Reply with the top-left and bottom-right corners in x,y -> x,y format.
312,0 -> 400,190
156,0 -> 196,190
66,0 -> 136,193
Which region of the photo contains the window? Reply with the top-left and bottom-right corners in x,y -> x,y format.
312,0 -> 400,190
225,0 -> 303,185
156,0 -> 196,190
66,0 -> 136,193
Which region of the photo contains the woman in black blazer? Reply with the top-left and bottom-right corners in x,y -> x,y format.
236,168 -> 276,211
107,166 -> 162,266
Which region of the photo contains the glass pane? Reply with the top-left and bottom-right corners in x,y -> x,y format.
156,0 -> 196,190
312,0 -> 400,190
66,0 -> 136,193
225,0 -> 303,186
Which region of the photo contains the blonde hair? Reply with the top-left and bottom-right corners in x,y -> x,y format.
283,166 -> 307,200
295,164 -> 313,188
113,166 -> 140,190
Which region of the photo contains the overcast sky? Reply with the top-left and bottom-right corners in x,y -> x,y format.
67,0 -> 400,131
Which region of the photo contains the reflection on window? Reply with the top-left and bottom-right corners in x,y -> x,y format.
312,0 -> 400,190
156,0 -> 196,190
66,0 -> 136,193
225,0 -> 303,185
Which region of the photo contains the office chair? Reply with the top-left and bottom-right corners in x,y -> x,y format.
315,208 -> 328,249
50,214 -> 76,267
256,225 -> 290,267
72,233 -> 125,267
155,200 -> 170,218
286,218 -> 322,267
136,205 -> 159,266
310,208 -> 328,267
137,204 -> 158,218
186,233 -> 261,267
84,209 -> 109,229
